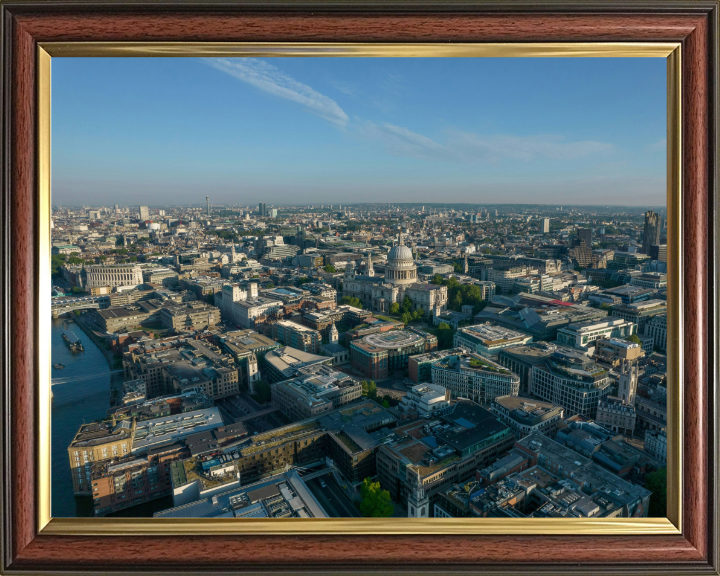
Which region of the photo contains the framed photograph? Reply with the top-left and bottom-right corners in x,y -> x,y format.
1,1 -> 717,574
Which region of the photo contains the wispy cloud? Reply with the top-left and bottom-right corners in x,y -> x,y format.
358,121 -> 453,161
205,58 -> 349,127
358,121 -> 613,163
448,132 -> 614,162
207,58 -> 613,165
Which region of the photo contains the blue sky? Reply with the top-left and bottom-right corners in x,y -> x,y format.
52,57 -> 666,206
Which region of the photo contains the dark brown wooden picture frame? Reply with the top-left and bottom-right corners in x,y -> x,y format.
1,1 -> 718,574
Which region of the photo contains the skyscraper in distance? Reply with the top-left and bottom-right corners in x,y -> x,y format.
139,205 -> 149,221
642,211 -> 661,255
206,195 -> 210,217
541,218 -> 550,234
577,227 -> 592,248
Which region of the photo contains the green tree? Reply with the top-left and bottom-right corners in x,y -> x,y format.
323,264 -> 336,273
402,296 -> 412,313
340,296 -> 363,308
389,302 -> 401,315
644,468 -> 667,517
435,322 -> 454,350
358,478 -> 394,518
206,292 -> 215,305
401,312 -> 412,325
253,380 -> 272,404
361,380 -> 377,399
431,274 -> 444,285
381,399 -> 390,408
626,334 -> 642,345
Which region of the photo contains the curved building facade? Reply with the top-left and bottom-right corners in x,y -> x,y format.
85,264 -> 143,289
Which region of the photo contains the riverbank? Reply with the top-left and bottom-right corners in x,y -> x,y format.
72,313 -> 116,370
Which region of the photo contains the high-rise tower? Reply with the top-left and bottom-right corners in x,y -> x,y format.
642,211 -> 661,255
206,196 -> 210,217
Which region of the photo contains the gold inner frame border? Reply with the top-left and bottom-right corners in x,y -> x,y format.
36,41 -> 682,536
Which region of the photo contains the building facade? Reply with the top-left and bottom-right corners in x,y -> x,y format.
431,351 -> 520,405
85,264 -> 143,289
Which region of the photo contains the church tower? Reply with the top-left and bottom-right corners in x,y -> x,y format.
407,470 -> 429,518
366,251 -> 374,277
618,358 -> 639,405
463,252 -> 469,274
329,322 -> 339,344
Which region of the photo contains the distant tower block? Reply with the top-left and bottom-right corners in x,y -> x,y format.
206,195 -> 210,217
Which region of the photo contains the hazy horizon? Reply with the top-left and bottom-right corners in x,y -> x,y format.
52,57 -> 667,207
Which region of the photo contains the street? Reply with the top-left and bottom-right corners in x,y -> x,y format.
304,474 -> 360,518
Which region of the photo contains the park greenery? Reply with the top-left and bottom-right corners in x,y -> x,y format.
431,276 -> 487,314
340,296 -> 363,309
434,322 -> 455,350
358,477 -> 394,517
644,468 -> 667,517
323,264 -> 336,273
361,380 -> 377,399
626,334 -> 642,345
252,379 -> 272,404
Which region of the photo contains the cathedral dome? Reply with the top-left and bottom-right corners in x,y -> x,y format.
388,244 -> 414,264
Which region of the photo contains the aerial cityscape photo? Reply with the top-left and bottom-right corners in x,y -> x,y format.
50,57 -> 669,520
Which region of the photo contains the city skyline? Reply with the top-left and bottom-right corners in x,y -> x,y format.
53,57 -> 666,207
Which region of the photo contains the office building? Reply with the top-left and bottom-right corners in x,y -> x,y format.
139,205 -> 150,221
408,348 -> 464,384
376,400 -> 515,516
592,338 -> 645,368
611,299 -> 667,335
576,227 -> 592,248
156,470 -> 328,519
258,202 -> 267,217
555,318 -> 637,350
644,428 -> 667,464
453,324 -> 533,358
271,364 -> 362,422
595,397 -> 637,435
85,264 -> 143,289
541,218 -> 550,234
430,351 -> 520,405
642,211 -> 662,255
491,395 -> 564,439
397,383 -> 452,418
645,314 -> 667,352
68,419 -> 135,495
649,244 -> 667,262
272,320 -> 322,354
350,329 -> 438,380
263,346 -> 332,383
496,343 -> 557,395
530,348 -> 612,418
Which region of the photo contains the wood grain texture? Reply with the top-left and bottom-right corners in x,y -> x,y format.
681,13 -> 710,560
8,15 -> 37,563
1,4 -> 717,574
12,12 -> 705,42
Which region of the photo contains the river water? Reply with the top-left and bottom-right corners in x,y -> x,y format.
51,316 -> 122,517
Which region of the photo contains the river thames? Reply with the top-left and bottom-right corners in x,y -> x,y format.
50,316 -> 121,517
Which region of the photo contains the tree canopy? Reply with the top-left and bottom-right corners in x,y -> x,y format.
361,380 -> 377,399
358,477 -> 394,518
323,264 -> 336,273
340,296 -> 363,309
644,467 -> 667,517
626,334 -> 642,345
435,322 -> 454,349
